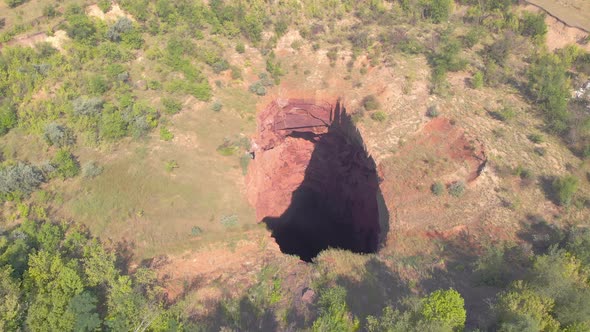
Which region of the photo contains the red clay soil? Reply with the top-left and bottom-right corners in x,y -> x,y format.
246,99 -> 334,220
419,117 -> 487,182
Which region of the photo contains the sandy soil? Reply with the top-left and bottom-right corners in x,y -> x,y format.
522,3 -> 590,51
86,3 -> 135,22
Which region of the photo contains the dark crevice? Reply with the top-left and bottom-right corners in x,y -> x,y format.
263,101 -> 388,262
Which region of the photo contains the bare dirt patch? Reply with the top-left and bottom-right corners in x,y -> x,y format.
522,3 -> 590,51
87,3 -> 135,22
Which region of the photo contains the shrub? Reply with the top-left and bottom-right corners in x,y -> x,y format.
552,175 -> 579,206
82,161 -> 103,178
312,286 -> 359,332
165,160 -> 178,172
211,102 -> 223,112
528,133 -> 544,144
472,71 -> 484,89
520,12 -> 547,42
0,162 -> 44,198
449,181 -> 465,197
426,105 -> 440,118
66,14 -> 97,42
159,127 -> 174,141
249,82 -> 267,96
491,106 -> 517,122
190,226 -> 203,236
371,111 -> 386,122
5,0 -> 28,8
162,98 -> 182,115
97,0 -> 111,12
419,289 -> 466,331
43,4 -> 57,18
527,54 -> 569,133
236,42 -> 245,54
362,95 -> 380,111
43,123 -> 75,147
230,66 -> 243,80
106,17 -> 133,42
73,97 -> 104,117
98,112 -> 125,141
52,149 -> 80,179
431,182 -> 444,196
220,214 -> 238,227
0,103 -> 17,135
88,75 -> 109,94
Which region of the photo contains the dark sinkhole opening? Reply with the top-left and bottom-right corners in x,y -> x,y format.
262,101 -> 388,262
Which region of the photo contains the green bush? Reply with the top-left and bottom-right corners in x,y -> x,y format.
4,0 -> 28,8
426,105 -> 440,118
371,111 -> 386,122
0,162 -> 44,198
448,181 -> 465,197
66,14 -> 97,43
73,97 -> 104,117
362,95 -> 380,111
494,106 -> 517,122
162,98 -> 182,115
312,286 -> 360,332
249,81 -> 267,96
211,102 -> 223,112
82,161 -> 103,178
98,0 -> 111,12
106,17 -> 133,42
419,289 -> 466,331
520,12 -> 547,42
527,53 -> 569,133
472,71 -> 484,89
552,175 -> 579,206
0,103 -> 17,136
159,127 -> 174,141
236,42 -> 245,54
528,133 -> 544,144
99,111 -> 127,140
431,182 -> 444,196
52,149 -> 80,179
165,160 -> 178,172
43,123 -> 75,147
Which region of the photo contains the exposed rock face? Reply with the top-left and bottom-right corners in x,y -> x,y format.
246,99 -> 383,261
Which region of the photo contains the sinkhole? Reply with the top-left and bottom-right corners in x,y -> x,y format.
246,99 -> 388,262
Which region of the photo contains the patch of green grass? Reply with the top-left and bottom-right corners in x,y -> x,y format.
165,160 -> 178,172
371,111 -> 387,122
159,127 -> 174,141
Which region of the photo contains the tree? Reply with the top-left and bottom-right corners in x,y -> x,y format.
106,17 -> 133,42
520,12 -> 547,43
0,266 -> 22,331
51,149 -> 80,179
312,286 -> 360,332
527,54 -> 570,133
43,123 -> 75,147
552,175 -> 579,206
0,162 -> 44,198
68,292 -> 102,332
72,97 -> 104,117
66,15 -> 97,42
0,103 -> 17,136
419,289 -> 466,331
